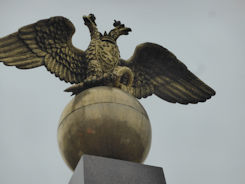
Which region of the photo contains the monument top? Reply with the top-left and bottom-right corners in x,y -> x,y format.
0,14 -> 215,104
69,155 -> 166,184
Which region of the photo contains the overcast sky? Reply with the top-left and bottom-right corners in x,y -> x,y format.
0,0 -> 244,184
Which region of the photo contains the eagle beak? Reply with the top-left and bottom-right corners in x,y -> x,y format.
120,27 -> 132,35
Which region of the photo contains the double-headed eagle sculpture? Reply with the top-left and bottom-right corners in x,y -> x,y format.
0,14 -> 215,104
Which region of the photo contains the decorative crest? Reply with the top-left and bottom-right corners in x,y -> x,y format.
0,13 -> 215,104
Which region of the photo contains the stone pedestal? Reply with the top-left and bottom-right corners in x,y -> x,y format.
69,155 -> 166,184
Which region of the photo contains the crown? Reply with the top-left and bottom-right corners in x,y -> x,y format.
101,31 -> 116,44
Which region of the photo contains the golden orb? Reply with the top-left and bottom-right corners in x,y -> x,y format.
57,86 -> 151,170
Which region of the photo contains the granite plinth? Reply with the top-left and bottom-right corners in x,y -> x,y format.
69,155 -> 166,184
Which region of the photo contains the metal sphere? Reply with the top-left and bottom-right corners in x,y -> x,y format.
57,86 -> 151,170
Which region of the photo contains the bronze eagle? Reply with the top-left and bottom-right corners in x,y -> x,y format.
0,14 -> 215,104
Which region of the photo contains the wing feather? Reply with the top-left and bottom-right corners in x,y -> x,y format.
120,42 -> 215,104
0,16 -> 87,84
17,59 -> 43,69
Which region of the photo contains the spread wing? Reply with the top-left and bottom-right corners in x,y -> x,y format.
0,16 -> 87,84
120,42 -> 216,104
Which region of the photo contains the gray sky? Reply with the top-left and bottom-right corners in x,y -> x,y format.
0,0 -> 244,184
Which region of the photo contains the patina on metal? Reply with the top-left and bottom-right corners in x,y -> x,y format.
0,14 -> 215,105
58,86 -> 151,170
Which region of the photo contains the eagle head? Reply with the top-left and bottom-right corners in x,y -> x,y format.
83,14 -> 131,44
106,20 -> 132,43
83,14 -> 97,26
100,20 -> 131,44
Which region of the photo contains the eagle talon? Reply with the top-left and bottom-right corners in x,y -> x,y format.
64,82 -> 85,95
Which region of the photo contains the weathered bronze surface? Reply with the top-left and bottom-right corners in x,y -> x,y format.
58,86 -> 151,170
0,14 -> 215,104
